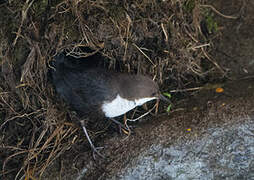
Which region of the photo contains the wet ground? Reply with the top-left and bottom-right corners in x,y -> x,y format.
211,1 -> 254,77
104,79 -> 254,180
42,78 -> 254,180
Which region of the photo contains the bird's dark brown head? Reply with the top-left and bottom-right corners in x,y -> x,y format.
116,74 -> 169,103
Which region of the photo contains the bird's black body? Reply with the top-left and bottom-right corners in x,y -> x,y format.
51,53 -> 160,118
50,52 -> 169,158
51,53 -> 118,118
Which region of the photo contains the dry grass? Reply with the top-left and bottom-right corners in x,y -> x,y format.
0,0 -> 226,179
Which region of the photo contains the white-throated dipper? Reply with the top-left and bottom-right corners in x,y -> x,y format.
51,52 -> 170,157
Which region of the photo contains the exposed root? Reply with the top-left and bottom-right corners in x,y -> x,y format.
201,4 -> 238,19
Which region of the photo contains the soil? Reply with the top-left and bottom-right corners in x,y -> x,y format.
210,0 -> 254,78
42,75 -> 254,180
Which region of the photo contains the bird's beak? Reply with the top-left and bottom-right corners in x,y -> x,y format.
158,93 -> 171,103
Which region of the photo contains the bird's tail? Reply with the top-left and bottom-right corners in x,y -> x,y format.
49,53 -> 67,83
50,52 -> 84,80
49,49 -> 105,84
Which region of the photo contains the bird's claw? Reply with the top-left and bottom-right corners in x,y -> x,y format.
92,146 -> 105,159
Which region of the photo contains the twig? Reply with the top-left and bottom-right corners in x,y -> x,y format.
170,87 -> 204,93
202,47 -> 225,74
188,43 -> 210,50
170,83 -> 223,93
185,26 -> 199,43
161,23 -> 168,42
0,110 -> 43,130
126,103 -> 157,122
122,103 -> 157,141
123,13 -> 132,61
132,43 -> 155,66
200,5 -> 238,19
13,0 -> 35,46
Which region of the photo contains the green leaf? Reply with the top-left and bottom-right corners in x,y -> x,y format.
163,92 -> 171,98
166,104 -> 172,112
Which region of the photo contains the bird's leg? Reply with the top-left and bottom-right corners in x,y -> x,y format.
123,114 -> 131,136
110,118 -> 128,130
110,118 -> 130,134
80,120 -> 105,159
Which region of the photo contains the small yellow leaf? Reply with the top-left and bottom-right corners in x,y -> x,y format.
216,87 -> 224,93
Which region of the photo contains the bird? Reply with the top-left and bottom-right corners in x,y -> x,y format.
50,52 -> 170,157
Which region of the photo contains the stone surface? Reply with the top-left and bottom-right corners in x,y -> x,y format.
113,119 -> 254,180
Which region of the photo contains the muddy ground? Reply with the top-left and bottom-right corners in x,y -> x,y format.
211,0 -> 254,78
42,77 -> 254,180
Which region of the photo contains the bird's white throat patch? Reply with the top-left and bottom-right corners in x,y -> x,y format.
102,94 -> 156,118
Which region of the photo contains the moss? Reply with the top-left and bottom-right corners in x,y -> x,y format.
107,4 -> 126,21
31,0 -> 49,17
183,0 -> 196,13
205,14 -> 218,34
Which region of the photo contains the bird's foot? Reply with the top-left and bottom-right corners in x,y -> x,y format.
92,146 -> 105,159
80,120 -> 106,159
110,118 -> 131,135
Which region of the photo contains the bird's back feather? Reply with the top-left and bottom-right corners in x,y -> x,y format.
51,53 -> 118,117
